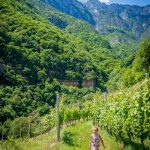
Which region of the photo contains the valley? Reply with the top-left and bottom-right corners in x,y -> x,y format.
0,0 -> 149,149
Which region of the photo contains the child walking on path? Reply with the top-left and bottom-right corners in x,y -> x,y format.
89,126 -> 106,150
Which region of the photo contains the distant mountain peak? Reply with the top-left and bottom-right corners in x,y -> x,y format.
85,1 -> 150,39
86,0 -> 108,9
43,0 -> 149,40
42,0 -> 96,25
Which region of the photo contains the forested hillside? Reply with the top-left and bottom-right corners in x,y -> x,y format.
0,0 -> 149,149
0,0 -> 114,133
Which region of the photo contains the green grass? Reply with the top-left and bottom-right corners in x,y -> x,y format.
123,139 -> 150,150
0,128 -> 57,150
21,128 -> 57,150
18,121 -> 120,150
58,121 -> 120,150
1,121 -> 150,150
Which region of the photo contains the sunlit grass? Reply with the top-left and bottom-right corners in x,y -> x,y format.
12,121 -> 120,150
1,121 -> 149,150
21,121 -> 120,150
20,128 -> 56,150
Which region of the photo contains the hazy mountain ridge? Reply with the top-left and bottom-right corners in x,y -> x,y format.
43,0 -> 150,41
42,0 -> 150,46
41,0 -> 96,25
85,0 -> 150,39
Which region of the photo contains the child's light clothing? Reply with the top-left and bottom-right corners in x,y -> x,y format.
91,134 -> 100,150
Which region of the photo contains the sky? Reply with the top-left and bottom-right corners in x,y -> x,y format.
79,0 -> 150,6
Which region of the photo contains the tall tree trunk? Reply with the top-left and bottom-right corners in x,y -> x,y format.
141,138 -> 145,150
128,133 -> 133,150
119,133 -> 125,146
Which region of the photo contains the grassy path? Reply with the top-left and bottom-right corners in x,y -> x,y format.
57,121 -> 120,150
21,121 -> 120,150
1,121 -> 149,150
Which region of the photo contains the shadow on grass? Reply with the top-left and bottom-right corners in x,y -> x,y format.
62,131 -> 78,146
123,139 -> 150,150
124,142 -> 150,150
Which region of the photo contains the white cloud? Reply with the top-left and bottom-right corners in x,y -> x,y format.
78,0 -> 111,4
99,0 -> 111,3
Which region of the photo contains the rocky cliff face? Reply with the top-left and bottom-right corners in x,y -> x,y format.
42,0 -> 96,25
85,0 -> 150,39
41,0 -> 149,43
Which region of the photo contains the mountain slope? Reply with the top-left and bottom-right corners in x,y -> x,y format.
0,0 -> 116,126
0,0 -> 113,87
41,0 -> 96,25
41,0 -> 150,41
85,0 -> 150,40
29,0 -> 110,49
39,0 -> 149,58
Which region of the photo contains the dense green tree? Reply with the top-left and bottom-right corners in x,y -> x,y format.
136,38 -> 150,74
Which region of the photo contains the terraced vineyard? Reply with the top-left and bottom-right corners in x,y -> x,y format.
0,0 -> 149,150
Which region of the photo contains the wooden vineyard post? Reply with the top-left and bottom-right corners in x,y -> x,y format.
56,93 -> 60,142
104,91 -> 108,102
20,128 -> 22,139
12,125 -> 15,139
28,122 -> 31,138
